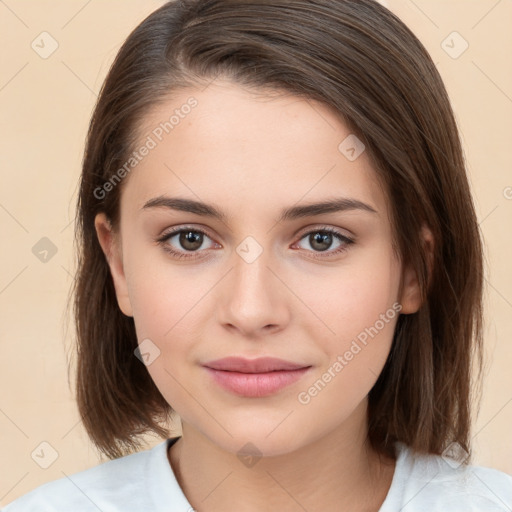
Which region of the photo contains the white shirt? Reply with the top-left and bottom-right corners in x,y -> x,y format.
3,437 -> 511,511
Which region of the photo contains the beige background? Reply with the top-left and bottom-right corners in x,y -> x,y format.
1,0 -> 511,505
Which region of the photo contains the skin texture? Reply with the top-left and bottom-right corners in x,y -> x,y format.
95,79 -> 430,511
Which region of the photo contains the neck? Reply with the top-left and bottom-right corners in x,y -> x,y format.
168,401 -> 395,512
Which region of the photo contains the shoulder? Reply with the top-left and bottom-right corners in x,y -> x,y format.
381,442 -> 512,512
2,440 -> 169,512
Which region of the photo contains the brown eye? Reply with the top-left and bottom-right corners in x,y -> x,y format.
178,230 -> 204,251
309,232 -> 334,252
156,227 -> 218,260
294,227 -> 354,258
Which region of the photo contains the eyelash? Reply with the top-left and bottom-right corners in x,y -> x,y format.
155,225 -> 355,261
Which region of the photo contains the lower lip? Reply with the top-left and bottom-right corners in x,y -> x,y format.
204,367 -> 311,398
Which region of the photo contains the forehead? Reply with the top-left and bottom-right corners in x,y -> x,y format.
121,79 -> 389,222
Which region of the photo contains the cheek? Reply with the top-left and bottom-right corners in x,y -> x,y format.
124,250 -> 217,382
124,239 -> 211,339
295,246 -> 401,343
295,280 -> 399,414
291,246 -> 401,395
125,262 -> 208,416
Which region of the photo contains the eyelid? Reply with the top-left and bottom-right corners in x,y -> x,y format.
158,223 -> 354,241
158,224 -> 215,240
294,223 -> 355,241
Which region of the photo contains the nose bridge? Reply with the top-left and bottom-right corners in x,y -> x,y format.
219,236 -> 289,335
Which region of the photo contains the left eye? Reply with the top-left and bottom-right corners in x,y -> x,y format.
294,228 -> 354,255
156,226 -> 354,260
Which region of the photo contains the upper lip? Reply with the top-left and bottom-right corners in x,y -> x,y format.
203,357 -> 310,373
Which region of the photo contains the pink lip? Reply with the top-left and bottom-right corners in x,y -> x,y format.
203,357 -> 311,397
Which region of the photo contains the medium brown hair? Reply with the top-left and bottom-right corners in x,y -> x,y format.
72,0 -> 484,461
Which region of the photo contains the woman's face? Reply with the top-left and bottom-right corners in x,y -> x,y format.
96,79 -> 421,456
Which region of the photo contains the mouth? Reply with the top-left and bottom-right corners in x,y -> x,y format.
203,357 -> 312,398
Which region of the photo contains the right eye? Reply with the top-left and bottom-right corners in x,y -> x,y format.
156,227 -> 220,260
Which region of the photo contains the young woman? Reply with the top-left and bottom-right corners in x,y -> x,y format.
5,0 -> 511,510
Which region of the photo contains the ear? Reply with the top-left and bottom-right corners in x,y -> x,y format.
94,213 -> 133,317
398,224 -> 434,314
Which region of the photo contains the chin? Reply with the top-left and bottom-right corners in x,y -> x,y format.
194,417 -> 321,460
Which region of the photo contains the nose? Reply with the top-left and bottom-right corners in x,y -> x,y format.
217,244 -> 291,338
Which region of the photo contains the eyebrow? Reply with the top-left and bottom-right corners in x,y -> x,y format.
141,195 -> 378,223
